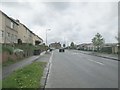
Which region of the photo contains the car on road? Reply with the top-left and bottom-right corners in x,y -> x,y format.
49,48 -> 55,52
50,48 -> 52,52
59,48 -> 65,52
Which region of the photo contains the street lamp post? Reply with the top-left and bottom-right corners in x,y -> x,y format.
46,29 -> 51,45
45,29 -> 51,53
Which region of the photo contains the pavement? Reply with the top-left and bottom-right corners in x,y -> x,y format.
75,50 -> 119,61
2,51 -> 46,79
45,50 -> 118,88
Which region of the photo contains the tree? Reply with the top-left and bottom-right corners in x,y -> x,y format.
70,42 -> 75,49
115,36 -> 119,42
115,32 -> 120,42
92,33 -> 105,52
63,44 -> 66,47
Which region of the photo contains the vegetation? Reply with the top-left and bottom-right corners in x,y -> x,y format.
100,47 -> 112,54
92,33 -> 105,52
115,36 -> 118,41
70,42 -> 75,49
70,42 -> 74,47
2,45 -> 13,54
63,44 -> 66,47
2,62 -> 46,89
2,43 -> 48,66
115,32 -> 120,42
2,43 -> 48,54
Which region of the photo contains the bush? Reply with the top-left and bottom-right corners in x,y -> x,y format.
100,47 -> 112,54
2,45 -> 13,55
2,44 -> 47,57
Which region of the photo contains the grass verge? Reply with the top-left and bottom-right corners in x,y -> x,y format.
2,62 -> 46,89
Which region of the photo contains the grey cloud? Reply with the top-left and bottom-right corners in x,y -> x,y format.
31,15 -> 47,26
44,2 -> 70,11
30,2 -> 118,44
1,2 -> 32,9
0,2 -> 118,44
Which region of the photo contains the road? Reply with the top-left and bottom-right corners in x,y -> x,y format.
45,50 -> 118,88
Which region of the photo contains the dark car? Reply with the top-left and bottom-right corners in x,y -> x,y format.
33,50 -> 41,55
50,48 -> 52,52
59,48 -> 65,52
49,48 -> 55,52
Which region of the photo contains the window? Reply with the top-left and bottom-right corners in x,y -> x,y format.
11,34 -> 14,40
2,31 -> 4,37
11,21 -> 14,29
0,31 -> 3,37
7,32 -> 10,37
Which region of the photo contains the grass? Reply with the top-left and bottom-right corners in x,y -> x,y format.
2,62 -> 46,89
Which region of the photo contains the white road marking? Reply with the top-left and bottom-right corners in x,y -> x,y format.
72,53 -> 79,55
70,51 -> 104,65
88,59 -> 104,65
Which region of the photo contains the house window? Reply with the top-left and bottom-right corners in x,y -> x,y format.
11,21 -> 14,29
7,32 -> 10,37
0,31 -> 3,37
2,31 -> 4,37
11,34 -> 14,41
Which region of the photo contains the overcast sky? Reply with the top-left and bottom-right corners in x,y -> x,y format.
0,1 -> 118,45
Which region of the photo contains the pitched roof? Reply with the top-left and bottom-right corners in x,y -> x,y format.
0,10 -> 19,25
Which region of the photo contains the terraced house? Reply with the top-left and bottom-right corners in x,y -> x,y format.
32,34 -> 43,45
17,21 -> 33,44
0,10 -> 43,45
0,10 -> 19,44
17,22 -> 43,45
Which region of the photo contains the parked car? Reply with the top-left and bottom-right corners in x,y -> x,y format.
33,49 -> 41,55
59,48 -> 65,52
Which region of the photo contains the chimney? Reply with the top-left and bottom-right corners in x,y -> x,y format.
16,19 -> 20,23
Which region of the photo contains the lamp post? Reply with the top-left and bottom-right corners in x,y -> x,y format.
46,29 -> 51,45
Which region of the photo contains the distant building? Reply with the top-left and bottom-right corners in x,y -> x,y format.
77,43 -> 97,51
49,42 -> 61,49
77,43 -> 118,54
0,10 -> 19,44
102,43 -> 118,54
